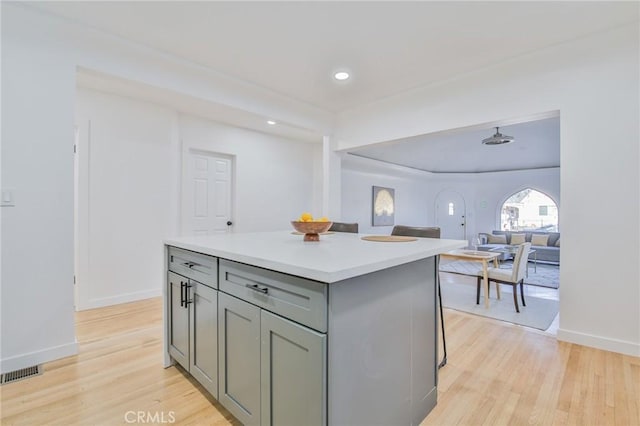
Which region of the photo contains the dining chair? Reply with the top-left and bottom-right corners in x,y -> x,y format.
328,222 -> 359,233
390,225 -> 447,369
476,242 -> 531,313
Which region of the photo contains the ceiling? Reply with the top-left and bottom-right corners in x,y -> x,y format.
348,115 -> 560,173
24,2 -> 634,172
28,1 -> 637,113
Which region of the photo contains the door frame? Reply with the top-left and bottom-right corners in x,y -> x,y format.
73,122 -> 91,311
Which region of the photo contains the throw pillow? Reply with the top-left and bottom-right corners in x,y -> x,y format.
555,238 -> 560,247
487,234 -> 507,244
510,233 -> 526,245
531,234 -> 550,246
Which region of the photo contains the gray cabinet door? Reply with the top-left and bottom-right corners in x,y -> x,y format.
218,292 -> 261,426
189,281 -> 218,398
168,271 -> 189,369
261,310 -> 326,426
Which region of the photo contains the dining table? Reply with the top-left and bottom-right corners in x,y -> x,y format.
440,249 -> 501,308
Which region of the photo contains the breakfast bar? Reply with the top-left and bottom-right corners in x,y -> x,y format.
164,231 -> 466,425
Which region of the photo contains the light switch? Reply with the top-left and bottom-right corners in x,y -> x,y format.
1,189 -> 15,207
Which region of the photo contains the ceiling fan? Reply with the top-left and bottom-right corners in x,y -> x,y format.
482,127 -> 515,145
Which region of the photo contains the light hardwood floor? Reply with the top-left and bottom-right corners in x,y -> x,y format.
2,293 -> 638,425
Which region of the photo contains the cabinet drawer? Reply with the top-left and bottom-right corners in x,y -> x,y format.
168,246 -> 218,288
219,259 -> 327,332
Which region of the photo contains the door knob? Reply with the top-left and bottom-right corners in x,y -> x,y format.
226,221 -> 233,226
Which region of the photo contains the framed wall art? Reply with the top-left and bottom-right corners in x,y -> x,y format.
372,186 -> 395,226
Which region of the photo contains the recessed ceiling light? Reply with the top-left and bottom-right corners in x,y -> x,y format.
267,120 -> 276,125
334,71 -> 350,81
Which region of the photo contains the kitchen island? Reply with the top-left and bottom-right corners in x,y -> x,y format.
164,231 -> 466,426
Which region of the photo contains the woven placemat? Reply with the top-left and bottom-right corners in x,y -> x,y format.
361,235 -> 418,242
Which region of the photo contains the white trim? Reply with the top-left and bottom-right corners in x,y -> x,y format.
557,328 -> 640,357
163,247 -> 172,368
0,341 -> 79,374
78,289 -> 161,311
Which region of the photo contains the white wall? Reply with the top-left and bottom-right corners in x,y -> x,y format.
341,156 -> 432,234
75,88 -> 180,310
342,156 -> 560,242
1,4 -> 324,371
1,7 -> 78,372
178,115 -> 321,232
430,167 -> 561,242
336,25 -> 640,356
72,90 -> 321,312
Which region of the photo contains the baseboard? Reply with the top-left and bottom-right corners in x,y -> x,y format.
78,288 -> 161,311
557,328 -> 640,357
0,341 -> 78,374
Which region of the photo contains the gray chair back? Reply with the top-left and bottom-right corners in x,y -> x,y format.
329,222 -> 359,233
391,225 -> 440,239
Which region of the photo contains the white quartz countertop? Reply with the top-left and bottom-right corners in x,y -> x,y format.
165,231 -> 467,283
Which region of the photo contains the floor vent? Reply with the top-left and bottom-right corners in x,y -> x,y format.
1,365 -> 43,385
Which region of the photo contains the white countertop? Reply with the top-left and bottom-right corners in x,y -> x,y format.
165,231 -> 467,283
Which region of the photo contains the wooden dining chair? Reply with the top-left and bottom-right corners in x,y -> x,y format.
476,242 -> 531,313
390,225 -> 447,369
328,222 -> 359,233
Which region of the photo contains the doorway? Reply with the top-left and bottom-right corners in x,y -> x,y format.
181,150 -> 234,236
435,190 -> 466,240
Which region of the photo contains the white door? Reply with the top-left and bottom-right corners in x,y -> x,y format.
182,150 -> 233,236
435,190 -> 466,240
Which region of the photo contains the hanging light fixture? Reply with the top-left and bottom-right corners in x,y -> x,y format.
482,127 -> 515,145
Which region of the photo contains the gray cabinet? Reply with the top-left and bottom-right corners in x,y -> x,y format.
167,271 -> 219,398
218,292 -> 261,426
261,310 -> 326,426
166,245 -> 439,425
168,271 -> 189,368
168,246 -> 218,288
219,259 -> 327,332
218,286 -> 326,426
189,281 -> 218,397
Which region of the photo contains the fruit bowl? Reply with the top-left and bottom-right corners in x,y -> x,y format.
291,221 -> 333,242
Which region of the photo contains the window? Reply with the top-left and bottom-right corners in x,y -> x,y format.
448,202 -> 454,216
501,189 -> 558,231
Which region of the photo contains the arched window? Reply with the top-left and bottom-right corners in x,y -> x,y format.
501,189 -> 558,232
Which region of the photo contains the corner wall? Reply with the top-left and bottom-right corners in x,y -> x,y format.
74,88 -> 180,310
336,24 -> 640,356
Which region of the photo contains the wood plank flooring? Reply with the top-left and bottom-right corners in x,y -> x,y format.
2,296 -> 638,425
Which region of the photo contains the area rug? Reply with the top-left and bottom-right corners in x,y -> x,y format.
439,259 -> 559,289
441,282 -> 559,331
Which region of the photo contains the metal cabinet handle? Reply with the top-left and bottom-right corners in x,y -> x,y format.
245,283 -> 269,294
185,283 -> 193,306
182,261 -> 199,269
180,281 -> 185,307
